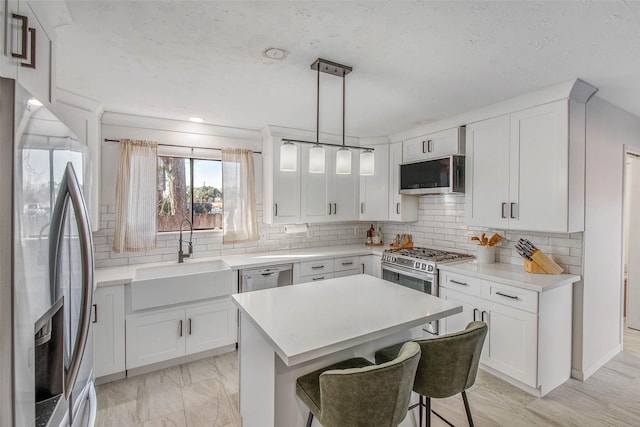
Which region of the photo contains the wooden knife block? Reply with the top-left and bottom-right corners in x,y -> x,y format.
524,252 -> 564,274
524,259 -> 548,274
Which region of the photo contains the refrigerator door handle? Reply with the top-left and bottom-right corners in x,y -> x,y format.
49,163 -> 94,400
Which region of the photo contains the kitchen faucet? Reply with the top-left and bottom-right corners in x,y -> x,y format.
178,218 -> 193,263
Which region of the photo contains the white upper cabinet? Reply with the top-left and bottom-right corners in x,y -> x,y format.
326,145 -> 359,221
403,127 -> 465,163
264,137 -> 302,224
466,100 -> 580,232
359,144 -> 390,221
388,142 -> 418,222
1,1 -> 56,105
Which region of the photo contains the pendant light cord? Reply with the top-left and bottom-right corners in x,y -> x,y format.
342,70 -> 346,147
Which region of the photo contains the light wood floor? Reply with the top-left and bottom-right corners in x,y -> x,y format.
96,328 -> 640,426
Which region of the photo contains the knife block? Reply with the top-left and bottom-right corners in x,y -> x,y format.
524,259 -> 548,274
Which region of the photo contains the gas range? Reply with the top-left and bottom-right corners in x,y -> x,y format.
381,247 -> 474,275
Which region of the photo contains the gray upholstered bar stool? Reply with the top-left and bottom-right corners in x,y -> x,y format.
375,322 -> 488,427
295,341 -> 421,427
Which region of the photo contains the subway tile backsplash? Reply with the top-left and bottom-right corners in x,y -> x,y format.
381,194 -> 583,275
92,204 -> 369,268
94,195 -> 583,275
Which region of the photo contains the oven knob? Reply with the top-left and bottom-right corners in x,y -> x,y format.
427,265 -> 434,272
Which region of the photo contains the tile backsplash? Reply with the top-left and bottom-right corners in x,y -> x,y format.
381,194 -> 583,275
95,195 -> 584,275
93,204 -> 369,268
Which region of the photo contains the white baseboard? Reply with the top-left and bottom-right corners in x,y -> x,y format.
571,344 -> 622,381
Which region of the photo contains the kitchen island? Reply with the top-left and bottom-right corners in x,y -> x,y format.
232,274 -> 462,427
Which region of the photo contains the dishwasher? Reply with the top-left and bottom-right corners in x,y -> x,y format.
239,264 -> 293,292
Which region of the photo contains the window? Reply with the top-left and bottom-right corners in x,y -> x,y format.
157,156 -> 223,232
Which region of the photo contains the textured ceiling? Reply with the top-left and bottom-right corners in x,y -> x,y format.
56,1 -> 640,137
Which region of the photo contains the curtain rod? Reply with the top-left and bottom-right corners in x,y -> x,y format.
103,138 -> 262,154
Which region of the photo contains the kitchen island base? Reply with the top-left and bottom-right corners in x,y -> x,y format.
238,311 -> 424,427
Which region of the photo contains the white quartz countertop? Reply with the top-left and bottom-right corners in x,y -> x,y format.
232,274 -> 462,366
94,245 -> 385,287
438,261 -> 580,292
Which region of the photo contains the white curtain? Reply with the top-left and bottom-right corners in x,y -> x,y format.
222,148 -> 258,243
113,139 -> 158,252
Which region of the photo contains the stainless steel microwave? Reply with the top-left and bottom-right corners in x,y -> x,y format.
399,155 -> 465,195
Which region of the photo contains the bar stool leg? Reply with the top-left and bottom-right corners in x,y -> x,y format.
306,411 -> 314,427
425,397 -> 431,427
462,391 -> 474,427
419,395 -> 424,427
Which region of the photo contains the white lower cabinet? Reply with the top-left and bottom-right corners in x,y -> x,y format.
360,254 -> 382,278
439,269 -> 571,396
126,299 -> 237,370
93,285 -> 125,378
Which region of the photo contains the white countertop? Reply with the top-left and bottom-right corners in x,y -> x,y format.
232,274 -> 462,366
438,261 -> 581,292
94,244 -> 385,287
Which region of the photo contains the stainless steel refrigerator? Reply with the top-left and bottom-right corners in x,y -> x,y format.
0,77 -> 97,426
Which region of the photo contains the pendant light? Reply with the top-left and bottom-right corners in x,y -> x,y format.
280,58 -> 375,175
280,141 -> 297,171
359,149 -> 375,175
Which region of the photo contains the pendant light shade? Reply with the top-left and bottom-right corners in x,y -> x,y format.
335,148 -> 352,175
280,141 -> 297,171
309,144 -> 325,173
360,149 -> 375,176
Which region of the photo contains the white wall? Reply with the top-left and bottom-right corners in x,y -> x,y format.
576,96 -> 640,379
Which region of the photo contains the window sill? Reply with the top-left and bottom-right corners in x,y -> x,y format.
157,229 -> 223,237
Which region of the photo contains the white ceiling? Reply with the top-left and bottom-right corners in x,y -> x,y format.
56,1 -> 640,138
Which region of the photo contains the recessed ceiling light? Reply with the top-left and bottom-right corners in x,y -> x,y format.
264,47 -> 287,60
27,98 -> 42,107
189,117 -> 204,123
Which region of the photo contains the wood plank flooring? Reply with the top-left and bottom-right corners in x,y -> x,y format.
96,328 -> 640,426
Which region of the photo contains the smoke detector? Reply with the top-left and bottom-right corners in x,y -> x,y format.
263,47 -> 287,60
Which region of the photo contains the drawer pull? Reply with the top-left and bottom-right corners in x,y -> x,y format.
496,291 -> 519,300
21,27 -> 36,69
341,261 -> 354,266
11,14 -> 28,60
311,265 -> 325,270
312,276 -> 325,281
450,279 -> 468,286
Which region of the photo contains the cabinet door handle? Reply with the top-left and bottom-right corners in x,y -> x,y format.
333,203 -> 337,215
427,139 -> 433,153
312,276 -> 325,281
328,203 -> 332,215
396,203 -> 400,215
473,308 -> 480,321
510,202 -> 517,219
450,279 -> 468,286
362,263 -> 365,274
92,304 -> 97,324
360,202 -> 364,214
11,14 -> 28,60
422,140 -> 427,153
179,320 -> 183,337
274,203 -> 278,216
21,27 -> 36,69
341,261 -> 353,266
481,311 -> 488,323
496,291 -> 519,300
501,202 -> 507,219
188,318 -> 192,335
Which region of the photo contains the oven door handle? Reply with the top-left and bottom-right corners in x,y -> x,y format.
381,263 -> 435,282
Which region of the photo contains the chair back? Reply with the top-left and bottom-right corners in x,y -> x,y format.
414,321 -> 487,398
318,341 -> 421,427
